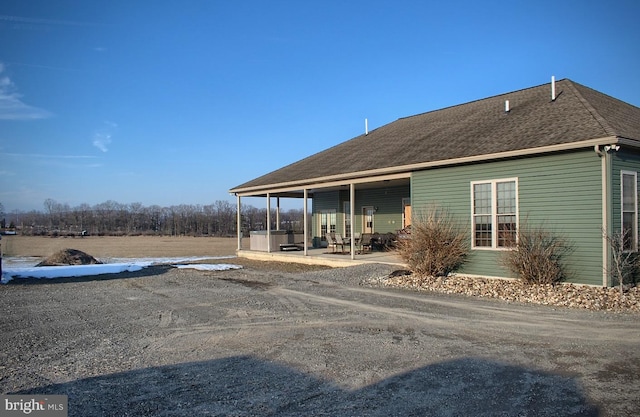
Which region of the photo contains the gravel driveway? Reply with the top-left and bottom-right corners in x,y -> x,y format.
1,262 -> 639,416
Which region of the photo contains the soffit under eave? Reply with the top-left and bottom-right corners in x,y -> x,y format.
232,172 -> 412,197
230,168 -> 413,196
234,191 -> 313,199
617,137 -> 640,147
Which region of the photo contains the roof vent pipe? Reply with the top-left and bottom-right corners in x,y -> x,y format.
365,118 -> 368,135
505,99 -> 510,113
551,75 -> 556,101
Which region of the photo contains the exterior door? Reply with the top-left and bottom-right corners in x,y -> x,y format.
362,206 -> 374,234
403,198 -> 411,228
343,202 -> 351,237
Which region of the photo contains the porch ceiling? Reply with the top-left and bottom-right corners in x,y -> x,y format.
236,177 -> 410,199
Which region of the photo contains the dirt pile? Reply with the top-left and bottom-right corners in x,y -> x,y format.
36,248 -> 103,267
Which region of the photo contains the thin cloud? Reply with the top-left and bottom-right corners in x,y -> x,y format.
0,152 -> 102,171
93,133 -> 112,152
5,61 -> 80,73
92,121 -> 118,152
0,62 -> 52,120
0,152 -> 97,159
0,14 -> 96,27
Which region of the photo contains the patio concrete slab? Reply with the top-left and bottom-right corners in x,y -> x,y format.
236,247 -> 406,268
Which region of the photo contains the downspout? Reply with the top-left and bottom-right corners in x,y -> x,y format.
594,145 -> 610,287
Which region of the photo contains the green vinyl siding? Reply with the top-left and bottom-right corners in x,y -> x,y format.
343,185 -> 410,234
412,149 -> 604,285
313,184 -> 410,237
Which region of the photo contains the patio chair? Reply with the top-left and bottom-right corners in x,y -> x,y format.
352,232 -> 362,252
359,233 -> 373,253
326,233 -> 340,253
334,233 -> 347,253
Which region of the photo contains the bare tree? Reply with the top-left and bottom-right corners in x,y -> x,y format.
12,199 -> 303,238
214,200 -> 236,236
43,198 -> 56,230
280,208 -> 305,232
603,228 -> 638,295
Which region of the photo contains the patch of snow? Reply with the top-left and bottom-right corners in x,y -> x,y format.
174,264 -> 243,271
103,256 -> 235,264
1,262 -> 150,284
0,256 -> 242,284
1,256 -> 42,268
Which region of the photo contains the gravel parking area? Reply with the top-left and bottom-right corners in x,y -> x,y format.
1,261 -> 639,416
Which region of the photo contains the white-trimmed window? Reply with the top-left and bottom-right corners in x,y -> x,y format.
621,171 -> 637,251
319,210 -> 336,238
471,178 -> 518,249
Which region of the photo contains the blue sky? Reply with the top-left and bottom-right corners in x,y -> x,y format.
1,0 -> 639,212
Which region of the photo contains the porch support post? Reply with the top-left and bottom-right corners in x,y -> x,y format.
350,183 -> 355,260
236,194 -> 242,251
276,197 -> 281,231
303,188 -> 309,256
266,193 -> 271,253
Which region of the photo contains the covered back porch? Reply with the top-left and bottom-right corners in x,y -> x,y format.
232,173 -> 410,265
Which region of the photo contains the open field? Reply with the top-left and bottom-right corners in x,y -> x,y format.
1,235 -> 247,259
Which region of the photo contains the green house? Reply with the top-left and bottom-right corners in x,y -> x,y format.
230,78 -> 640,286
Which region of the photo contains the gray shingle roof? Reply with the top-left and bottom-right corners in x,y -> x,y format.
231,79 -> 640,192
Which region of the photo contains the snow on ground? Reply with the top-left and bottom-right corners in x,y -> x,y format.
0,256 -> 243,284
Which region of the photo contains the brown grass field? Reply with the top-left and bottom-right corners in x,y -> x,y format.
1,235 -> 248,258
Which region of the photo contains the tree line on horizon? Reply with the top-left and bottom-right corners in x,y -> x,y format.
0,199 -> 307,237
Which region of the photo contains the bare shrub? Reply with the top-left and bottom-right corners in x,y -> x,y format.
396,206 -> 468,277
501,224 -> 571,285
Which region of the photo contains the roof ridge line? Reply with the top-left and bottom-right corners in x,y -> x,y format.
397,79 -> 568,121
563,79 -> 617,137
